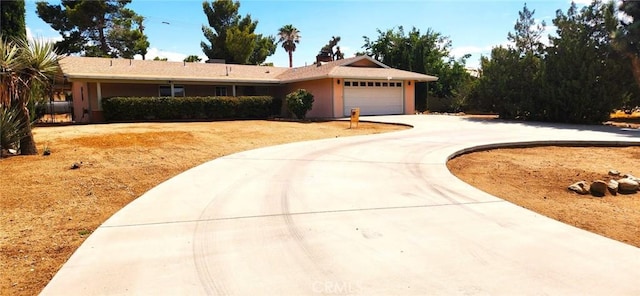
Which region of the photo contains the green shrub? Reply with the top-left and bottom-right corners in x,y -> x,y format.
285,89 -> 314,119
0,105 -> 27,155
103,96 -> 277,121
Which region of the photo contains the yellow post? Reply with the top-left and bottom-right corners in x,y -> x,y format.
350,108 -> 360,129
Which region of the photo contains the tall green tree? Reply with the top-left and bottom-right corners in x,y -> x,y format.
471,46 -> 521,115
0,37 -> 60,155
277,24 -> 300,68
1,0 -> 26,40
616,0 -> 640,89
201,0 -> 275,64
507,3 -> 546,55
361,26 -> 470,111
317,36 -> 342,62
107,8 -> 149,59
542,0 -> 634,123
36,0 -> 149,58
473,3 -> 545,119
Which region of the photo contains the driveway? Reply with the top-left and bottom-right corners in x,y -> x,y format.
41,115 -> 640,295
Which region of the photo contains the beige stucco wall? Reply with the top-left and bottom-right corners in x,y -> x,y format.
71,81 -> 89,123
282,79 -> 334,118
404,80 -> 415,114
333,79 -> 344,118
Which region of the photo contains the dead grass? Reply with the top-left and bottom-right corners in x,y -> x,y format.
0,120 -> 407,296
448,146 -> 640,248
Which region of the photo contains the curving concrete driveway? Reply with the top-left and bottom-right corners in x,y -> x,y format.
41,115 -> 640,295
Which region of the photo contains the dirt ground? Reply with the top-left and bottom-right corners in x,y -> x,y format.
0,120 -> 407,296
448,146 -> 640,248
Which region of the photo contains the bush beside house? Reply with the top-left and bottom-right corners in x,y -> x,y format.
103,96 -> 280,121
285,89 -> 314,120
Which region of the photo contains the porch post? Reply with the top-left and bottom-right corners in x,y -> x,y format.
170,82 -> 175,97
96,82 -> 102,110
232,85 -> 236,96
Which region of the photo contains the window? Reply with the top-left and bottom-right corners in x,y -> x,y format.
396,82 -> 402,87
389,82 -> 395,87
367,82 -> 374,87
375,82 -> 381,87
359,81 -> 366,87
382,82 -> 388,87
344,81 -> 351,86
159,85 -> 185,97
215,86 -> 227,96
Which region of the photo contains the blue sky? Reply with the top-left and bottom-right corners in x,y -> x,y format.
25,0 -> 595,68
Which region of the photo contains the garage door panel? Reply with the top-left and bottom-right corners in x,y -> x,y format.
344,81 -> 403,116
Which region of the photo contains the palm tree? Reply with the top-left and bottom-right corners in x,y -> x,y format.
278,24 -> 300,68
0,36 -> 60,155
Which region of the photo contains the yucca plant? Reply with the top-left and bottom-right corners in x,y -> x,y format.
0,36 -> 60,154
0,105 -> 27,157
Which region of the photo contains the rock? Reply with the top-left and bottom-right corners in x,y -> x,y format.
70,163 -> 81,170
617,178 -> 639,193
622,174 -> 640,183
568,181 -> 589,195
7,149 -> 17,155
608,170 -> 620,177
607,180 -> 618,195
589,180 -> 607,197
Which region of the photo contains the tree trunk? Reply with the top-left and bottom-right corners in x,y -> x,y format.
288,51 -> 293,68
629,54 -> 640,89
98,17 -> 110,56
18,104 -> 37,155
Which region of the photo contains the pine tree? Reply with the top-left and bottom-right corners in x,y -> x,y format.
0,0 -> 26,40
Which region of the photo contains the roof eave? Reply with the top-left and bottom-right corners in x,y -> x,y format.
327,73 -> 438,82
64,74 -> 282,84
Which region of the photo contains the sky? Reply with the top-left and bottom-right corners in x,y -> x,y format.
24,0 -> 597,69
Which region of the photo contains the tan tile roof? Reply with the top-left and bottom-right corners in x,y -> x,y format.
274,56 -> 366,82
277,55 -> 437,82
330,66 -> 438,81
59,55 -> 438,84
59,56 -> 288,83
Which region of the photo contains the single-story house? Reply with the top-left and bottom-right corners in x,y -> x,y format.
57,55 -> 438,123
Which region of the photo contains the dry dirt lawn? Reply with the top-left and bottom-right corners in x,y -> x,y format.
448,146 -> 640,248
0,120 -> 407,296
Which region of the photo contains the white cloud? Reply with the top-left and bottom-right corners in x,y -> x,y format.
25,27 -> 63,43
572,0 -> 592,4
339,45 -> 354,58
135,47 -> 202,62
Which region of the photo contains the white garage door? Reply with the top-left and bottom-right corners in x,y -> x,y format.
343,80 -> 404,116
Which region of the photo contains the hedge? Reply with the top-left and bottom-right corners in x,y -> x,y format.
102,96 -> 281,121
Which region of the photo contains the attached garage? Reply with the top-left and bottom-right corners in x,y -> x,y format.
343,80 -> 404,116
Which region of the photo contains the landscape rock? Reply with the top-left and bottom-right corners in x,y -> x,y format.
617,178 -> 639,193
608,170 -> 620,177
568,181 -> 589,195
70,162 -> 81,170
622,174 -> 640,183
589,180 -> 607,197
607,180 -> 618,195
